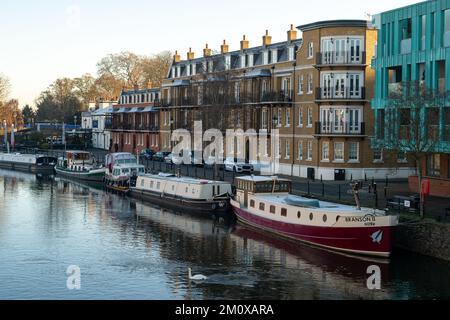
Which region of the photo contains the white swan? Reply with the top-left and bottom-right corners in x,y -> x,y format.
188,268 -> 207,281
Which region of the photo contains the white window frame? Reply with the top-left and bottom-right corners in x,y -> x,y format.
322,141 -> 330,161
333,142 -> 345,162
348,142 -> 359,162
373,148 -> 384,163
285,140 -> 291,159
285,108 -> 291,127
298,107 -> 303,127
308,42 -> 314,59
307,107 -> 313,128
298,141 -> 303,160
307,141 -> 313,161
298,75 -> 304,94
307,74 -> 313,94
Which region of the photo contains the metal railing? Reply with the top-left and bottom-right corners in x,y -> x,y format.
315,121 -> 366,135
315,87 -> 366,100
316,51 -> 366,65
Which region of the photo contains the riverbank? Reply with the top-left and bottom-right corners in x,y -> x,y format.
395,216 -> 450,261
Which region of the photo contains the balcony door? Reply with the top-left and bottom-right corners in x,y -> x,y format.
322,74 -> 333,98
349,74 -> 361,98
321,109 -> 331,133
333,109 -> 346,133
334,74 -> 346,98
334,39 -> 346,64
348,109 -> 361,133
349,39 -> 362,63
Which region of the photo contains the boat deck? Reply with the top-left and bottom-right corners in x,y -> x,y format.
141,173 -> 231,185
254,193 -> 384,215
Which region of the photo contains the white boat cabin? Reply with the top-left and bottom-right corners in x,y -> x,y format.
134,173 -> 232,200
105,153 -> 145,177
234,176 -> 390,228
0,153 -> 56,165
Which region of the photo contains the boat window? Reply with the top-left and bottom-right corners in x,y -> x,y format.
185,187 -> 189,193
212,185 -> 216,196
309,213 -> 314,221
150,181 -> 154,188
141,180 -> 145,187
270,205 -> 276,214
250,200 -> 255,208
217,186 -> 220,194
297,211 -> 301,219
157,182 -> 160,189
172,185 -> 175,191
259,203 -> 265,211
192,188 -> 195,194
281,208 -> 287,217
139,168 -> 144,173
323,215 -> 327,223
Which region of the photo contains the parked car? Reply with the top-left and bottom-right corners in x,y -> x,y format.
140,149 -> 155,160
224,158 -> 254,173
153,151 -> 171,162
164,153 -> 174,164
204,156 -> 224,170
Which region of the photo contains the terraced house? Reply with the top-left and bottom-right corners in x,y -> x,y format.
161,20 -> 412,180
110,85 -> 161,154
160,25 -> 301,162
372,0 -> 450,197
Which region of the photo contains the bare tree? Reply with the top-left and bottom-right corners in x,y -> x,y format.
381,81 -> 448,218
0,74 -> 11,103
0,99 -> 24,127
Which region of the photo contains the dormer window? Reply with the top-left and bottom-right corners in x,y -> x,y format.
288,47 -> 295,61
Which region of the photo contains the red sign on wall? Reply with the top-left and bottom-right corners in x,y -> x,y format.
421,179 -> 430,197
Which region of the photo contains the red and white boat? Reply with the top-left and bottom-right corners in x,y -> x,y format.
230,176 -> 399,258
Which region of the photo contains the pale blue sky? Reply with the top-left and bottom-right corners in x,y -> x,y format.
0,0 -> 419,107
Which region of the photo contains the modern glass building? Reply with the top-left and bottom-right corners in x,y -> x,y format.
372,0 -> 450,197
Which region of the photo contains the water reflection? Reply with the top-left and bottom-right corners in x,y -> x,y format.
0,169 -> 449,300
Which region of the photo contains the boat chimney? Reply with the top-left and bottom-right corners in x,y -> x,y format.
351,182 -> 362,210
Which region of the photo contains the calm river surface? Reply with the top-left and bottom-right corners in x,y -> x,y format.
0,169 -> 449,300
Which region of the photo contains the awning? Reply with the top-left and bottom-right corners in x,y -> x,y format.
244,69 -> 272,78
169,79 -> 191,87
140,106 -> 156,113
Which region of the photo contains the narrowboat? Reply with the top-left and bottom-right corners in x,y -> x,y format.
130,173 -> 233,214
55,151 -> 106,182
0,153 -> 56,174
230,176 -> 399,258
104,152 -> 145,194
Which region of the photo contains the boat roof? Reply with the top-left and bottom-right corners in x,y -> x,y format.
65,150 -> 90,154
256,193 -> 382,214
114,163 -> 144,169
236,175 -> 291,183
109,152 -> 136,159
139,173 -> 231,185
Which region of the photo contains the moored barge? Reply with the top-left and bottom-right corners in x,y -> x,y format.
231,176 -> 399,258
130,173 -> 233,214
0,153 -> 56,174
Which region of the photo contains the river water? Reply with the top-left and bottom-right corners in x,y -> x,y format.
0,169 -> 449,300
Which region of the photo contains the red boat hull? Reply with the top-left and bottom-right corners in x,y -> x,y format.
233,206 -> 394,257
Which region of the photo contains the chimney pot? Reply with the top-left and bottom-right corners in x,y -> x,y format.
241,35 -> 249,51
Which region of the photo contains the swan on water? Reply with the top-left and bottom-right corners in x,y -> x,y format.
188,268 -> 207,281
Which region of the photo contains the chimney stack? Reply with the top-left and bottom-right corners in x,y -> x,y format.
203,43 -> 212,57
221,40 -> 229,54
263,30 -> 272,47
287,24 -> 297,43
174,50 -> 181,63
240,35 -> 249,51
187,47 -> 195,60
